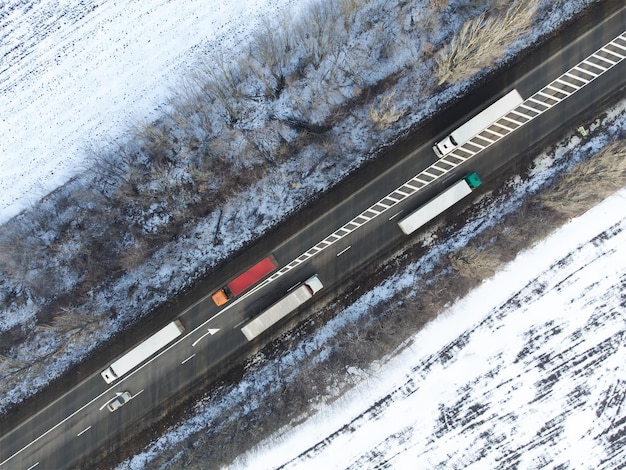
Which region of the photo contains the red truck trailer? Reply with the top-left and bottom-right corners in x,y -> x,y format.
211,256 -> 278,306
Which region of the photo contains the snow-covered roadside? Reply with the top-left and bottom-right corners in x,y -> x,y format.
0,0 -> 303,223
232,189 -> 626,469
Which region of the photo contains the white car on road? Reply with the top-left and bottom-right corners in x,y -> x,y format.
106,391 -> 132,412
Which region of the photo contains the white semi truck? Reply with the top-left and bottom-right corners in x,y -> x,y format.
397,173 -> 481,235
433,89 -> 523,158
101,319 -> 185,383
241,275 -> 323,341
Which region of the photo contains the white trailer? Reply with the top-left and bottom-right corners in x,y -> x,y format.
241,275 -> 323,341
433,89 -> 523,157
101,320 -> 185,383
397,173 -> 481,235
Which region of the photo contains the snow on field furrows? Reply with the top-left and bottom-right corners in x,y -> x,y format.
234,190 -> 626,470
0,0 -> 301,223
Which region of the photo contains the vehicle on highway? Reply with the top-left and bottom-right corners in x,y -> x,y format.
397,173 -> 482,235
433,89 -> 523,157
106,391 -> 132,412
101,320 -> 185,383
577,125 -> 589,137
211,255 -> 279,306
241,275 -> 323,341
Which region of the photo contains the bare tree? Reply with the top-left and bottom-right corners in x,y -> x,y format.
292,0 -> 343,69
194,55 -> 244,124
539,140 -> 626,217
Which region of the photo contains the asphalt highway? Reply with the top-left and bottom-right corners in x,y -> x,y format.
1,3 -> 624,468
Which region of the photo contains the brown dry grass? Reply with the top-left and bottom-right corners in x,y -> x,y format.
449,245 -> 502,279
539,140 -> 626,217
434,0 -> 539,85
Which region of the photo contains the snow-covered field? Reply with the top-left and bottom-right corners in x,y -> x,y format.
233,186 -> 626,469
0,0 -> 302,223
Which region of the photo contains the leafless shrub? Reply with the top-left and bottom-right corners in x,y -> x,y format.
434,0 -> 538,85
0,354 -> 30,375
119,238 -> 151,273
135,121 -> 175,167
368,90 -> 406,130
504,203 -> 560,254
340,0 -> 362,18
292,0 -> 344,69
247,19 -> 291,98
539,140 -> 626,217
193,55 -> 244,124
0,221 -> 37,286
421,41 -> 435,58
170,81 -> 215,138
0,355 -> 36,397
89,142 -> 141,197
0,216 -> 70,299
51,308 -> 101,335
449,245 -> 501,279
489,0 -> 513,13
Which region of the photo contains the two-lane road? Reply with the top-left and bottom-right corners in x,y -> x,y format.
2,4 -> 624,468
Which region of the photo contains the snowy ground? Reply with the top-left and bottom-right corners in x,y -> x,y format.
231,187 -> 626,470
0,0 -> 302,223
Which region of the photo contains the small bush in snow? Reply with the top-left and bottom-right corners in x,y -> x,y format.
368,91 -> 406,130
